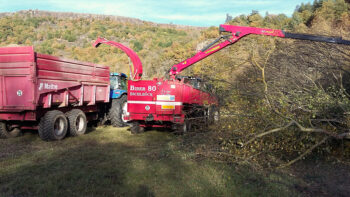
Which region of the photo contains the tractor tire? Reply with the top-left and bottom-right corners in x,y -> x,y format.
0,122 -> 21,139
38,110 -> 68,141
130,122 -> 144,134
66,109 -> 87,137
109,95 -> 128,127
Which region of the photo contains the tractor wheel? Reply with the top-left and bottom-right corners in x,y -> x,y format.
109,95 -> 128,127
38,110 -> 68,141
130,122 -> 144,134
66,109 -> 87,137
0,122 -> 21,139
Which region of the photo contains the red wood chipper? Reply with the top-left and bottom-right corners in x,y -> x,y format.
94,24 -> 350,133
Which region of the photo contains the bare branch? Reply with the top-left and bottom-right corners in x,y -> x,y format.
243,121 -> 295,146
278,136 -> 329,168
242,120 -> 350,147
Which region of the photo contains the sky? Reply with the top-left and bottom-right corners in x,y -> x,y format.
0,0 -> 313,26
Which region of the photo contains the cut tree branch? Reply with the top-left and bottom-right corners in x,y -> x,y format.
242,120 -> 350,148
278,136 -> 329,168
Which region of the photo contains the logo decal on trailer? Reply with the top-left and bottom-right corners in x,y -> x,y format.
38,83 -> 58,91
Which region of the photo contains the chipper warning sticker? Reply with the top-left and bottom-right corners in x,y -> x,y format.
157,95 -> 175,101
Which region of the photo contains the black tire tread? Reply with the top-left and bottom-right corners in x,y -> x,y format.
174,120 -> 191,134
66,109 -> 87,137
130,122 -> 144,134
38,110 -> 67,141
110,95 -> 127,127
0,122 -> 21,139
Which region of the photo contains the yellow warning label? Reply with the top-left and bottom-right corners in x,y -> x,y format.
205,46 -> 220,54
161,105 -> 175,109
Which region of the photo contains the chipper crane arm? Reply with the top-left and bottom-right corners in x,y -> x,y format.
169,24 -> 350,76
93,37 -> 143,80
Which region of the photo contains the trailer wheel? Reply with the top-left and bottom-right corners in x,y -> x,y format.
109,95 -> 128,127
130,122 -> 144,134
0,122 -> 21,139
38,110 -> 68,141
66,109 -> 87,136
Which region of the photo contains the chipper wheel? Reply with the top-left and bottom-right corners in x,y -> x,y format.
208,106 -> 220,125
130,121 -> 145,134
109,95 -> 128,127
66,109 -> 87,137
38,110 -> 68,141
0,122 -> 21,139
174,120 -> 192,134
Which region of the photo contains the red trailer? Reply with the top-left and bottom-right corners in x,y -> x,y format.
0,46 -> 110,140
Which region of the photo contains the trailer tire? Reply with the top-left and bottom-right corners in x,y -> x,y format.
66,109 -> 87,137
0,122 -> 21,139
38,110 -> 68,141
110,95 -> 128,127
130,122 -> 144,134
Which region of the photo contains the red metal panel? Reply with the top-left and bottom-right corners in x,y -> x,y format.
127,80 -> 157,115
0,62 -> 32,69
35,53 -> 109,108
96,86 -> 108,102
3,76 -> 34,108
36,53 -> 109,78
0,76 -> 2,109
0,111 -> 36,121
0,46 -> 34,64
36,59 -> 96,75
83,85 -> 93,104
37,70 -> 108,83
127,77 -> 218,123
0,46 -> 35,112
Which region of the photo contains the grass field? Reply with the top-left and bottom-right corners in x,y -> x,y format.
0,127 -> 348,197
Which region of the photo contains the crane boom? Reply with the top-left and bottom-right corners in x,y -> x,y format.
169,24 -> 350,76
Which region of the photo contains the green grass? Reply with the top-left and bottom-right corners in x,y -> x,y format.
0,127 -> 298,197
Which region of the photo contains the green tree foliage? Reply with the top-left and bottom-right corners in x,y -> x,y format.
0,12 -> 196,77
131,40 -> 143,52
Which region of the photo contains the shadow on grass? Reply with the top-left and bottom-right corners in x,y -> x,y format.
0,128 -> 299,197
1,141 -> 131,196
0,134 -> 219,197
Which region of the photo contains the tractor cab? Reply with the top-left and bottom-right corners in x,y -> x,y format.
110,73 -> 127,99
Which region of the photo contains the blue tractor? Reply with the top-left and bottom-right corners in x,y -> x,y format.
109,73 -> 128,127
